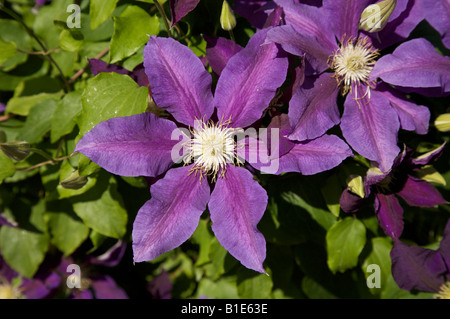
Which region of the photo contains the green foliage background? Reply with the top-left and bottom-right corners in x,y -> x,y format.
0,0 -> 448,299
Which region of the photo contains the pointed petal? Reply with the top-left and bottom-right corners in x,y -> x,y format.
132,166 -> 210,262
287,73 -> 341,141
214,28 -> 288,128
274,0 -> 338,53
340,88 -> 400,172
169,0 -> 200,26
375,84 -> 430,135
397,176 -> 448,207
411,142 -> 446,166
370,38 -> 450,93
203,35 -> 243,76
265,24 -> 333,73
208,166 -> 267,273
75,113 -> 181,177
277,134 -> 353,175
374,193 -> 404,239
323,0 -> 371,39
143,36 -> 214,126
391,239 -> 447,292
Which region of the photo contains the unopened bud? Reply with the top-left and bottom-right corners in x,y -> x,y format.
220,0 -> 236,31
435,113 -> 450,132
359,0 -> 397,33
0,141 -> 31,161
60,170 -> 88,190
347,175 -> 365,198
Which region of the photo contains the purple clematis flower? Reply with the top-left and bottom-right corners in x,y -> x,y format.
0,254 -> 61,299
390,219 -> 450,296
265,0 -> 450,172
340,143 -> 448,239
75,28 -> 352,273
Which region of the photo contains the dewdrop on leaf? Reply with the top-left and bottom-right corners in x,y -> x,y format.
220,0 -> 236,31
359,0 -> 397,33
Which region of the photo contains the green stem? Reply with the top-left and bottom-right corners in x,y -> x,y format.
153,0 -> 172,38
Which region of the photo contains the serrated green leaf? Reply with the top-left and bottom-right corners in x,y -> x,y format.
326,217 -> 366,274
90,0 -> 119,30
109,5 -> 159,63
71,173 -> 127,239
51,91 -> 83,143
76,72 -> 148,138
16,99 -> 58,143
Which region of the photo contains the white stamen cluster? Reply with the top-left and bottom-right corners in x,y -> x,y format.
434,281 -> 450,299
184,118 -> 241,181
330,36 -> 379,97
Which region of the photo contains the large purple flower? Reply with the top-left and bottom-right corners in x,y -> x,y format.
340,143 -> 448,239
265,0 -> 450,172
75,29 -> 352,273
390,219 -> 450,296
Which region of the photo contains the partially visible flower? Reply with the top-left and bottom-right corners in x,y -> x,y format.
266,0 -> 450,172
169,0 -> 201,27
88,59 -> 149,88
147,270 -> 172,299
340,143 -> 448,239
390,219 -> 450,296
0,103 -> 5,113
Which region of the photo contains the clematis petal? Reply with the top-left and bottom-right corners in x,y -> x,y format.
203,35 -> 243,76
410,142 -> 446,167
438,220 -> 450,270
75,113 -> 181,178
274,0 -> 338,52
340,188 -> 365,213
370,38 -> 450,93
90,275 -> 128,299
88,59 -> 149,87
391,239 -> 447,292
208,165 -> 267,273
75,113 -> 181,177
323,0 -> 371,40
143,36 -> 214,126
214,28 -> 288,128
169,0 -> 200,27
340,87 -> 400,173
375,84 -> 430,135
233,0 -> 277,29
374,193 -> 404,239
265,24 -> 333,73
276,134 -> 353,175
397,176 -> 448,207
287,73 -> 341,141
132,166 -> 210,262
420,0 -> 450,49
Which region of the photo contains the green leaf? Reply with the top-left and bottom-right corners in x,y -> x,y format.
59,29 -> 83,52
109,5 -> 159,63
45,201 -> 90,255
191,219 -> 214,266
195,277 -> 239,299
320,174 -> 343,217
0,19 -> 32,71
237,268 -> 273,299
301,276 -> 338,299
326,217 -> 366,274
0,201 -> 49,278
71,173 -> 128,239
0,38 -> 17,66
362,237 -> 392,295
0,151 -> 15,183
16,99 -> 58,144
90,0 -> 119,30
76,72 -> 149,138
51,91 -> 83,143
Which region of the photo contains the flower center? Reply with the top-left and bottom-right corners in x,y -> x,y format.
184,118 -> 241,181
434,281 -> 450,299
0,283 -> 20,299
330,36 -> 379,97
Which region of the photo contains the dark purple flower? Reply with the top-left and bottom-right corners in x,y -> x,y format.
147,270 -> 172,299
340,143 -> 448,239
169,0 -> 201,27
75,29 -> 351,273
265,0 -> 450,172
88,59 -> 149,88
390,220 -> 450,296
0,255 -> 60,299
